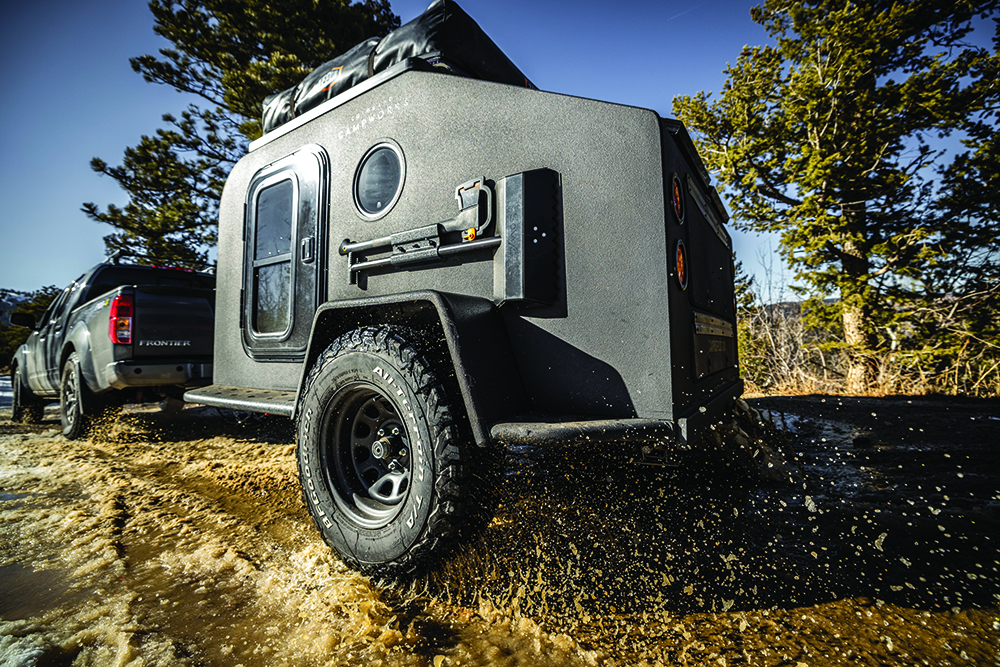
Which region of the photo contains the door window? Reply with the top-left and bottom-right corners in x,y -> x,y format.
243,145 -> 327,359
251,177 -> 296,335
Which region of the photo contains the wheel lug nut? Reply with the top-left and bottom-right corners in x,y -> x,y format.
391,427 -> 400,436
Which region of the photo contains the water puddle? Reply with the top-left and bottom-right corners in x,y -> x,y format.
1,400 -> 997,665
0,564 -> 90,620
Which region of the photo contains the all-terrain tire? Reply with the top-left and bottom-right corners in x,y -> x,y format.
296,326 -> 478,576
11,364 -> 45,424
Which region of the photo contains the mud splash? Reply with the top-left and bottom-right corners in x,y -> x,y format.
0,408 -> 600,666
1,396 -> 998,666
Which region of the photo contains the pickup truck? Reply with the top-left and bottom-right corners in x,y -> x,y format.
9,260 -> 215,438
185,0 -> 743,575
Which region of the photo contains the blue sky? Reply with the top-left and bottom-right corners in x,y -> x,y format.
0,0 -> 780,295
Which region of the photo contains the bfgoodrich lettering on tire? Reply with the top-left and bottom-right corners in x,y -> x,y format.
296,326 -> 474,575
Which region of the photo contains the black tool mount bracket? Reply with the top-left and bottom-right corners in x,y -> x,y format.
340,177 -> 499,285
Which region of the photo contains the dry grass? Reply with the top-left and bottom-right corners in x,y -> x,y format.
738,303 -> 1000,399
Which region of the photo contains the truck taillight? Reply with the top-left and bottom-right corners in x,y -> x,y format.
109,294 -> 133,344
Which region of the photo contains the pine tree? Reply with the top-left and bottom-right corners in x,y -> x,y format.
1,286 -> 61,368
673,0 -> 998,393
84,0 -> 399,268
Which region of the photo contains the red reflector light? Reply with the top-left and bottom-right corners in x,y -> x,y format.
109,294 -> 134,344
675,240 -> 688,290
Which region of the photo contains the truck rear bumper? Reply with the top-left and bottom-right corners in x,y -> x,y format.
104,361 -> 213,390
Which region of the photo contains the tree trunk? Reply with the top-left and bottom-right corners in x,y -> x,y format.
842,299 -> 876,393
840,237 -> 877,394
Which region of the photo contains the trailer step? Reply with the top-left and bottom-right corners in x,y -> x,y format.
184,385 -> 296,416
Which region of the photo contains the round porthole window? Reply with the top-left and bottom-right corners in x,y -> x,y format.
354,142 -> 404,218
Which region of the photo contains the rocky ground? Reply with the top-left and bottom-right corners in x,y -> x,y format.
0,391 -> 997,666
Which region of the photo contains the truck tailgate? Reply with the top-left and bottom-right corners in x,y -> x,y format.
131,286 -> 214,358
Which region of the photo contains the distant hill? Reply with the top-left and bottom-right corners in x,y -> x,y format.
0,289 -> 30,326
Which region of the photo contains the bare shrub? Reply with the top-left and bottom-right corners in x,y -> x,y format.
738,271 -> 999,397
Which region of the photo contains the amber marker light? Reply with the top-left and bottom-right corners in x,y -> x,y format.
675,240 -> 688,290
671,173 -> 685,223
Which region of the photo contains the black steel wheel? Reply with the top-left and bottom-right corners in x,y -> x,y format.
296,326 -> 477,575
325,384 -> 414,527
11,364 -> 45,424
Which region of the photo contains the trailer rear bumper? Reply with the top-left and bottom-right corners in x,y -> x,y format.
490,379 -> 744,449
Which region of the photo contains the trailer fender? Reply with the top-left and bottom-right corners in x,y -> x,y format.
300,290 -> 525,447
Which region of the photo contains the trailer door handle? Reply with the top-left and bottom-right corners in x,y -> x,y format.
301,236 -> 315,264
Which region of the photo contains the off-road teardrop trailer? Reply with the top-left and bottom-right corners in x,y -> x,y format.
186,0 -> 742,574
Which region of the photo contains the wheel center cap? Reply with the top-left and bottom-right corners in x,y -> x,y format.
371,437 -> 394,460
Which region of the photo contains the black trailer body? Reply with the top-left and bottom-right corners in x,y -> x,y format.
187,57 -> 741,573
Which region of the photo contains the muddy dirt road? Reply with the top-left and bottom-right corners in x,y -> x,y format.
1,392 -> 998,666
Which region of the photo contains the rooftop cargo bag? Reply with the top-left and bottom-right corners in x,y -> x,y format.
262,0 -> 534,134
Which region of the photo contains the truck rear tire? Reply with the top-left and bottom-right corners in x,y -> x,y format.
296,326 -> 475,575
11,364 -> 44,424
60,353 -> 93,439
